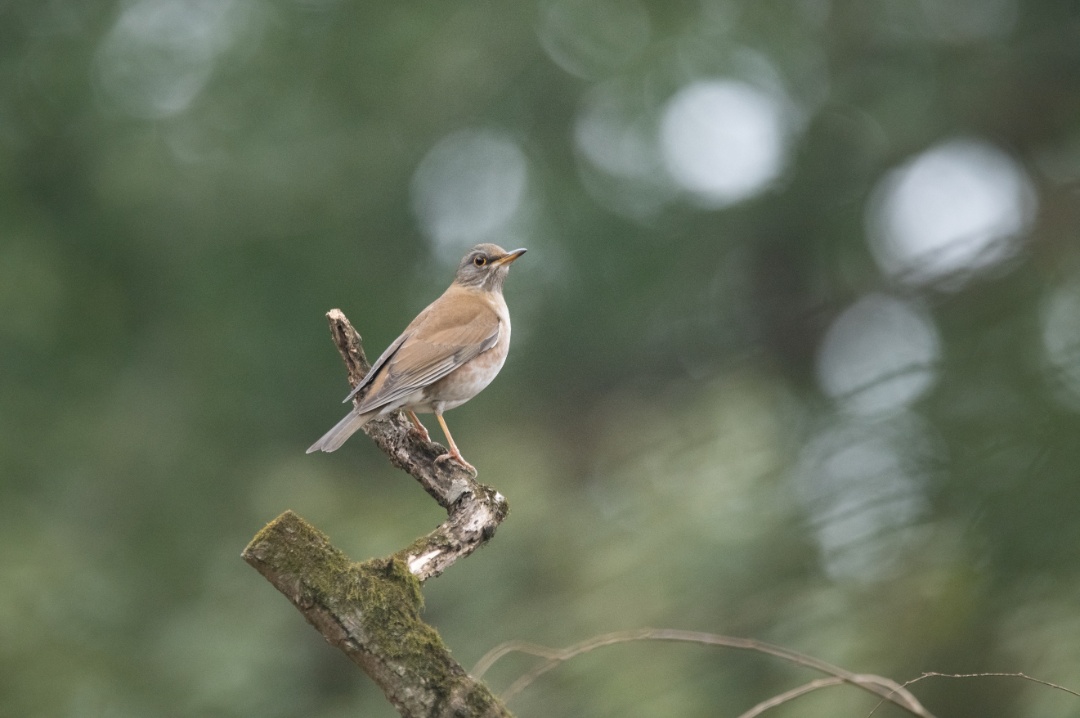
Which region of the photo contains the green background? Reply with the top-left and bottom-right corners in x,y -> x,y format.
4,0 -> 1080,716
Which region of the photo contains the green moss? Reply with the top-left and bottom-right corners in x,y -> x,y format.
397,533 -> 454,567
300,553 -> 458,688
248,512 -> 511,714
460,683 -> 509,715
246,511 -> 354,590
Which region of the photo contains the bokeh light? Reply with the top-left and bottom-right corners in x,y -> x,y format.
816,293 -> 940,417
410,129 -> 529,263
794,415 -> 937,582
538,0 -> 651,80
866,138 -> 1037,287
573,79 -> 677,219
93,0 -> 249,119
1040,279 -> 1080,411
659,79 -> 791,208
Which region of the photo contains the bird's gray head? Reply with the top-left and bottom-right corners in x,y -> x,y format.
453,244 -> 527,292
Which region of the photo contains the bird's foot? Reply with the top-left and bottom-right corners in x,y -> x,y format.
435,451 -> 477,476
406,411 -> 432,443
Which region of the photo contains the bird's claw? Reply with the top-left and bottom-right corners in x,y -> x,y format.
435,452 -> 477,476
405,411 -> 432,443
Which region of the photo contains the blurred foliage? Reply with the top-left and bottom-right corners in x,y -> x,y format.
3,0 -> 1080,716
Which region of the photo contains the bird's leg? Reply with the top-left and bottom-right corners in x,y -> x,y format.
433,412 -> 477,476
406,410 -> 431,443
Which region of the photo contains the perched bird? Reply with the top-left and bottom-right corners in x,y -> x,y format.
306,243 -> 527,474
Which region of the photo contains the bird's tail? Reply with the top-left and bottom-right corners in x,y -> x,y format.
306,409 -> 372,453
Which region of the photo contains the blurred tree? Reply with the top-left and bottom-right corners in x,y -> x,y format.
3,0 -> 1080,716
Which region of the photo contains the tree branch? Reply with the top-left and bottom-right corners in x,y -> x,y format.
243,309 -> 513,718
323,308 -> 510,581
473,629 -> 933,717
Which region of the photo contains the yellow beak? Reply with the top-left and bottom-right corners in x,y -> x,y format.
492,248 -> 527,266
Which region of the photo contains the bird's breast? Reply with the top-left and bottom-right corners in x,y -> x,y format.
421,306 -> 510,413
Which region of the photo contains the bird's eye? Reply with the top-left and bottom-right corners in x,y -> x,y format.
473,255 -> 487,267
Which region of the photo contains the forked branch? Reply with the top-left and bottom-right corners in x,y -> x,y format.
321,308 -> 510,581
243,309 -> 512,718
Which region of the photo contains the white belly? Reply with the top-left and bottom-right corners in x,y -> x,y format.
413,307 -> 511,414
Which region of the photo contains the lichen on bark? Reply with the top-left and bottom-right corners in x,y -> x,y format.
243,310 -> 514,717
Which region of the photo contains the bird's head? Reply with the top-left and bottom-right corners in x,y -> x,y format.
454,244 -> 527,291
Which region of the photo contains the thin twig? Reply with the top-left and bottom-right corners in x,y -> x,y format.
753,675 -> 927,718
864,670 -> 1080,718
737,677 -> 845,718
908,671 -> 1080,698
472,628 -> 933,717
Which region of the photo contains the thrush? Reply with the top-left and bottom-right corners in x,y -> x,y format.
306,243 -> 526,474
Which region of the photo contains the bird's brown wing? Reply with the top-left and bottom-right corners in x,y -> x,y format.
342,329 -> 409,404
353,290 -> 501,414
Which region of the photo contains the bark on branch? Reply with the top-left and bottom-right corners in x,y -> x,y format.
243,309 -> 513,718
320,309 -> 510,580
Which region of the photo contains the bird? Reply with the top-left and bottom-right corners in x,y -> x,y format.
306,243 -> 527,474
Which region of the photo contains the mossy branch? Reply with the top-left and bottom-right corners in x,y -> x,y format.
243,309 -> 512,718
243,512 -> 510,717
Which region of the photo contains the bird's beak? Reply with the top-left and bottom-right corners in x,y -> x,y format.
492,248 -> 527,266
